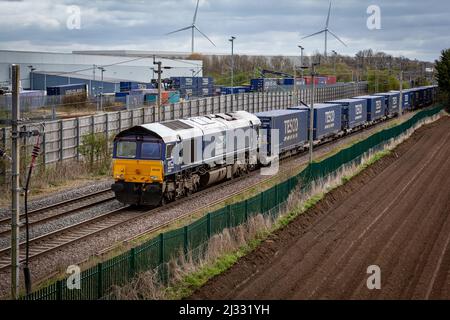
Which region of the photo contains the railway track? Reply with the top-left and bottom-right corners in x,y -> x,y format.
0,189 -> 115,238
0,174 -> 257,271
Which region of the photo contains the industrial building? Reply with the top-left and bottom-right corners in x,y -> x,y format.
0,50 -> 203,95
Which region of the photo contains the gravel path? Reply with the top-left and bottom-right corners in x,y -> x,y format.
0,111 -> 419,298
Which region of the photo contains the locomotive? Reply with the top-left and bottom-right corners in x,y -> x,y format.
111,85 -> 438,206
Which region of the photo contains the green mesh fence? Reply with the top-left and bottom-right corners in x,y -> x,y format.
21,105 -> 444,300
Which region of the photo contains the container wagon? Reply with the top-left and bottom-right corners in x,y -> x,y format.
324,98 -> 367,132
351,95 -> 385,122
255,109 -> 308,158
289,104 -> 342,141
374,92 -> 400,117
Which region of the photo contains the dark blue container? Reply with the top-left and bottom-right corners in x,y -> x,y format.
351,95 -> 385,122
280,78 -> 294,86
170,77 -> 195,88
374,92 -> 400,116
119,81 -> 152,92
289,104 -> 342,140
250,78 -> 278,91
179,87 -> 197,97
220,86 -> 251,95
195,77 -> 214,88
390,90 -> 412,111
255,109 -> 309,154
324,98 -> 367,130
198,87 -> 214,96
47,84 -> 87,96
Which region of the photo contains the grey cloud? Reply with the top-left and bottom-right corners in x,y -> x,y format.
0,0 -> 448,61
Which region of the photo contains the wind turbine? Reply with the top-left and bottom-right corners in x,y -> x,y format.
301,1 -> 347,57
166,0 -> 216,54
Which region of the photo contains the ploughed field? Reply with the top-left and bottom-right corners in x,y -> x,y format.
190,116 -> 450,300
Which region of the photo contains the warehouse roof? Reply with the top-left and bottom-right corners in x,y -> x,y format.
33,71 -> 132,83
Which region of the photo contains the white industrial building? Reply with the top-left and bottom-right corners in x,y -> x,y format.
0,50 -> 203,90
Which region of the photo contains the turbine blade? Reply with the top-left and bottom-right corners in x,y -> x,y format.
194,26 -> 216,47
166,26 -> 192,36
301,30 -> 326,39
326,1 -> 332,28
193,0 -> 200,24
328,29 -> 347,47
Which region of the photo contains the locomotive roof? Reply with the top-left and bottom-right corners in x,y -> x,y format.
129,111 -> 260,144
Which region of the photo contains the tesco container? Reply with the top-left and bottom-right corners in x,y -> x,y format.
250,78 -> 278,91
255,109 -> 309,154
352,95 -> 385,122
390,90 -> 412,111
374,92 -> 400,116
47,83 -> 87,96
289,104 -> 342,140
195,77 -> 214,88
324,98 -> 367,130
326,76 -> 337,85
120,82 -> 153,92
171,77 -> 195,88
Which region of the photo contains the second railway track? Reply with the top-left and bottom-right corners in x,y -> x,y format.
0,189 -> 115,238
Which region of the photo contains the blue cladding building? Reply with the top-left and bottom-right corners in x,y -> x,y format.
32,72 -> 125,96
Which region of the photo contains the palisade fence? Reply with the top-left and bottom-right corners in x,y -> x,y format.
0,82 -> 367,179
21,104 -> 444,300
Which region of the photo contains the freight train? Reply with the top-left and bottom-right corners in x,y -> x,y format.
111,85 -> 438,206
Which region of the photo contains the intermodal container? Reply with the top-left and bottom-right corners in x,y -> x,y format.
324,98 -> 367,130
120,82 -> 153,92
390,90 -> 412,111
179,88 -> 196,97
280,78 -> 294,86
351,95 -> 385,122
250,78 -> 278,91
195,77 -> 214,88
198,87 -> 214,97
255,109 -> 309,154
170,77 -> 195,88
220,86 -> 251,95
374,92 -> 400,116
46,84 -> 88,96
326,76 -> 337,85
289,104 -> 342,140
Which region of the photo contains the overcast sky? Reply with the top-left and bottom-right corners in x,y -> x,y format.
0,0 -> 448,62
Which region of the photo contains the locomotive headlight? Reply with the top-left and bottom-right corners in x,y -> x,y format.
150,176 -> 158,180
116,174 -> 124,179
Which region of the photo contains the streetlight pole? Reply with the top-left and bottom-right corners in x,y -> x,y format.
229,36 -> 236,89
332,50 -> 337,75
298,46 -> 304,79
11,64 -> 20,299
97,67 -> 105,111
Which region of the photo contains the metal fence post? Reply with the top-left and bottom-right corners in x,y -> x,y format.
207,213 -> 211,238
129,248 -> 136,279
183,226 -> 189,256
105,113 -> 109,155
42,131 -> 47,167
91,115 -> 95,135
56,280 -> 63,300
76,118 -> 80,161
97,263 -> 103,299
244,199 -> 248,222
59,120 -> 63,162
227,205 -> 232,228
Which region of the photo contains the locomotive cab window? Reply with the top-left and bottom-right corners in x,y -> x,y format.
116,141 -> 137,158
141,142 -> 162,159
